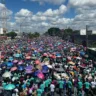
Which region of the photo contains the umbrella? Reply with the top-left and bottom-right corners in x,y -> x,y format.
6,62 -> 13,67
25,70 -> 33,74
79,64 -> 87,68
2,72 -> 12,78
11,67 -> 17,71
35,60 -> 41,65
68,61 -> 75,65
26,56 -> 31,60
25,65 -> 33,70
37,72 -> 44,79
18,61 -> 23,65
18,66 -> 24,71
14,53 -> 20,58
4,84 -> 15,90
9,57 -> 14,61
42,65 -> 49,73
13,60 -> 18,63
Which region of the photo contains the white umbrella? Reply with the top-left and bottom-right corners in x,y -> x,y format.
2,72 -> 12,78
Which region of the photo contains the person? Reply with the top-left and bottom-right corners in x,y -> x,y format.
37,88 -> 43,96
91,79 -> 96,95
63,79 -> 66,96
58,79 -> 64,96
67,79 -> 73,96
78,80 -> 83,95
50,83 -> 55,96
84,79 -> 91,95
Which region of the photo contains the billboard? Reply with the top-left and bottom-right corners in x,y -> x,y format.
80,29 -> 86,35
0,28 -> 3,34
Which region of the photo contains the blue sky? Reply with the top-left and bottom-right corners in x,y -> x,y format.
5,0 -> 76,21
0,0 -> 96,32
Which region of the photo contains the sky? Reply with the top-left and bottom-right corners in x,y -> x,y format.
0,0 -> 96,33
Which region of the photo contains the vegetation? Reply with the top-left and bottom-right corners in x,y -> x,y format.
6,31 -> 17,39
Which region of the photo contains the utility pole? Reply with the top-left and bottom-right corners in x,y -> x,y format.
86,25 -> 88,48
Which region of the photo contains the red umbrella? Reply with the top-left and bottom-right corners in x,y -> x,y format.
35,60 -> 41,65
11,67 -> 17,71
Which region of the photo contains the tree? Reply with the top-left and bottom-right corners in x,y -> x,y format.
47,27 -> 61,36
6,31 -> 17,39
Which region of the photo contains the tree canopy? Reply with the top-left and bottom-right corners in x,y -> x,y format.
6,31 -> 17,39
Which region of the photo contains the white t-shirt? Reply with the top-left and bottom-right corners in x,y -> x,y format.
91,81 -> 96,88
50,84 -> 55,92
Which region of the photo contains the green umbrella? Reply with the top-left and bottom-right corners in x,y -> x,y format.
4,84 -> 15,90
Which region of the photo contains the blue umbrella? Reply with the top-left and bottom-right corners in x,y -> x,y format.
80,51 -> 85,56
42,65 -> 49,73
14,53 -> 20,58
6,62 -> 13,67
9,57 -> 14,61
18,66 -> 24,71
33,70 -> 41,76
4,84 -> 15,90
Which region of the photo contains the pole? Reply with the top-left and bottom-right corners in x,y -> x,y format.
86,25 -> 88,48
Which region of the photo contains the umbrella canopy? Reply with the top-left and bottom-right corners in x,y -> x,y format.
68,61 -> 75,65
25,65 -> 33,70
11,67 -> 17,71
6,62 -> 13,67
26,56 -> 31,60
42,65 -> 49,73
37,72 -> 44,79
14,53 -> 20,58
4,84 -> 15,90
9,57 -> 14,61
2,72 -> 12,78
35,60 -> 41,65
18,66 -> 24,71
18,61 -> 23,65
13,60 -> 18,64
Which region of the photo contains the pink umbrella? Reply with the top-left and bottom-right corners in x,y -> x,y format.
35,60 -> 41,65
11,67 -> 17,71
18,61 -> 23,65
13,60 -> 18,63
37,72 -> 44,79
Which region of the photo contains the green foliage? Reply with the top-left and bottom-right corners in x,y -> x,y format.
28,32 -> 40,39
47,27 -> 61,36
6,31 -> 17,39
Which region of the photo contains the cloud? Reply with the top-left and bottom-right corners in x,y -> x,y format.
69,0 -> 96,7
30,0 -> 66,5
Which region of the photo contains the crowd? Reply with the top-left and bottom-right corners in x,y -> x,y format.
0,36 -> 96,96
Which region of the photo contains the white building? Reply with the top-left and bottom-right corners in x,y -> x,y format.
0,28 -> 3,34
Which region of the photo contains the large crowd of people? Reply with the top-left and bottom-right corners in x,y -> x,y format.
0,36 -> 96,96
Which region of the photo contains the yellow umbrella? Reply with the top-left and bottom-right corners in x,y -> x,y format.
68,61 -> 75,65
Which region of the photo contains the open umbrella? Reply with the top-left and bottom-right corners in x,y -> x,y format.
2,72 -> 12,78
37,72 -> 44,79
11,67 -> 17,71
42,65 -> 49,73
26,56 -> 31,60
35,60 -> 41,65
6,62 -> 13,67
18,60 -> 23,65
4,84 -> 15,90
13,60 -> 18,64
68,61 -> 75,66
18,66 -> 24,71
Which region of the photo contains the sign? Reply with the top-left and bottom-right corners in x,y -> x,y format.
80,29 -> 86,35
